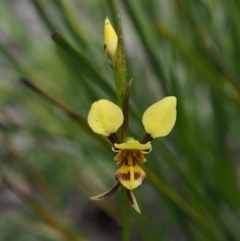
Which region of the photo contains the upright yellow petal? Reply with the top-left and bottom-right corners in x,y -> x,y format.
104,17 -> 118,65
142,96 -> 177,138
88,99 -> 123,136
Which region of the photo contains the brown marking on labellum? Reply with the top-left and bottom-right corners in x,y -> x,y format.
115,171 -> 144,181
115,172 -> 130,181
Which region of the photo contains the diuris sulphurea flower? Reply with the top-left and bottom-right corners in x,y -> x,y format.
88,97 -> 177,213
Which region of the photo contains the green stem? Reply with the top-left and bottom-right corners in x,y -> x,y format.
112,15 -> 130,241
113,16 -> 127,110
121,186 -> 130,241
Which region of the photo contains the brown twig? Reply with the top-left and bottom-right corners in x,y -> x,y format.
19,78 -> 109,144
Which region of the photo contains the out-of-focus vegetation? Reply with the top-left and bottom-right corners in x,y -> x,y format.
0,0 -> 240,240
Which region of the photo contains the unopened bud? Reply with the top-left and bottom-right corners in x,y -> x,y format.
104,17 -> 118,65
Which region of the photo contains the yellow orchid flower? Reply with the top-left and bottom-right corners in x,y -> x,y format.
113,138 -> 151,190
88,97 -> 177,212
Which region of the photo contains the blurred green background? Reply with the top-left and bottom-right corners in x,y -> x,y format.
1,0 -> 240,240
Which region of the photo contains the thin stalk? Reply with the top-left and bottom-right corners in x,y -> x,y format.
111,15 -> 129,240
113,16 -> 127,109
121,79 -> 132,141
19,78 -> 108,144
121,186 -> 130,241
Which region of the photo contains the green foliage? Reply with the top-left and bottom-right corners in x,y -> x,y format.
0,0 -> 240,241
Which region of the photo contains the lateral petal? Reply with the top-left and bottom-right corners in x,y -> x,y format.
90,182 -> 121,200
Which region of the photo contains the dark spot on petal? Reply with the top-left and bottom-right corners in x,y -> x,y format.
115,172 -> 130,181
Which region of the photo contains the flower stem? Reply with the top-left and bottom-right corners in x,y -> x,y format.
121,186 -> 130,241
112,15 -> 130,241
113,16 -> 127,111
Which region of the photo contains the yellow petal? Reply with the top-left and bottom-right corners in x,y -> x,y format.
104,17 -> 118,65
142,96 -> 177,138
114,139 -> 151,151
88,99 -> 123,136
115,154 -> 146,190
